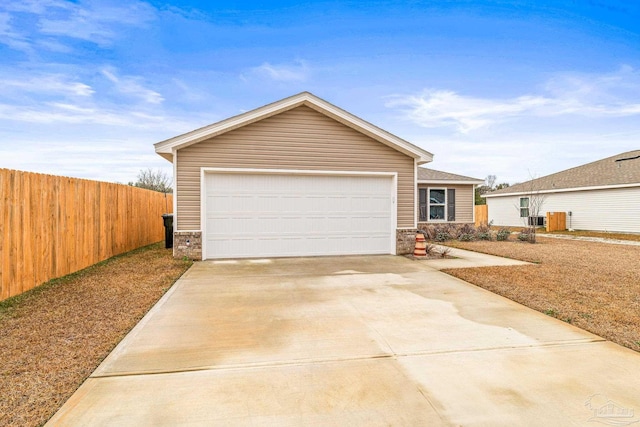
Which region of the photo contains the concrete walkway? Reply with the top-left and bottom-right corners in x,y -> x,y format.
538,233 -> 640,246
47,249 -> 640,426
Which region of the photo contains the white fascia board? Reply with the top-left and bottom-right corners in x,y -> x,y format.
154,92 -> 433,164
418,180 -> 484,185
483,182 -> 640,198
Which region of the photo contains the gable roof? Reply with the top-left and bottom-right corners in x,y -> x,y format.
154,92 -> 433,164
418,167 -> 483,185
486,150 -> 640,197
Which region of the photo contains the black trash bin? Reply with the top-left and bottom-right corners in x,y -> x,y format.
162,213 -> 173,249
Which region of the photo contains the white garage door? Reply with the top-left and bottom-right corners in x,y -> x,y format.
204,172 -> 394,259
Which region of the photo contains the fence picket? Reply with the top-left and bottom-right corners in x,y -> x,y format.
0,169 -> 173,301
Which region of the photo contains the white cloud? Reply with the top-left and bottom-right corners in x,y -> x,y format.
387,90 -> 553,133
101,68 -> 164,104
0,11 -> 33,51
2,0 -> 71,15
38,1 -> 156,44
1,74 -> 94,97
0,0 -> 156,50
388,67 -> 640,133
248,60 -> 310,82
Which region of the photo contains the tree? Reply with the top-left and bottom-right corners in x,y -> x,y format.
515,175 -> 545,243
475,185 -> 490,205
485,174 -> 496,189
475,175 -> 508,205
130,168 -> 173,193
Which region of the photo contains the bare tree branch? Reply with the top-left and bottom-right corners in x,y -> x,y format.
131,168 -> 173,193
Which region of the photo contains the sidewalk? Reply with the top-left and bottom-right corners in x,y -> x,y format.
538,233 -> 640,246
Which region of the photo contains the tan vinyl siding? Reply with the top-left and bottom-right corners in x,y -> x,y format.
417,184 -> 474,223
176,106 -> 415,230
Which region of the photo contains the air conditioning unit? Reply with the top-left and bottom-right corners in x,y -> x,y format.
528,216 -> 545,226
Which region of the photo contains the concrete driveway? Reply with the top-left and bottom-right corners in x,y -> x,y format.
48,252 -> 640,426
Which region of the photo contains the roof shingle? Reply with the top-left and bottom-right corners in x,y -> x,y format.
487,150 -> 640,196
418,167 -> 483,182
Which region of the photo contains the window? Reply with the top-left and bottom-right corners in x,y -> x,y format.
430,189 -> 446,220
520,197 -> 529,218
419,188 -> 455,222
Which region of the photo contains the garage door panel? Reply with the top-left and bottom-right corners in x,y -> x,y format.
205,173 -> 394,259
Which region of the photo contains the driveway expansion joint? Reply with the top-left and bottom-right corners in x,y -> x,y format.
90,338 -> 606,380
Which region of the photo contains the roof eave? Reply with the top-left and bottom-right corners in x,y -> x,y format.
418,180 -> 484,185
484,182 -> 640,197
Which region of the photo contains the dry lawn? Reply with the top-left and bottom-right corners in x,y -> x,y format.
443,237 -> 640,352
0,243 -> 192,427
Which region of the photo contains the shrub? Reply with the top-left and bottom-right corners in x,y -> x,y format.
419,225 -> 437,240
435,232 -> 451,242
457,223 -> 476,236
438,246 -> 452,258
518,227 -> 536,243
496,228 -> 511,241
458,233 -> 476,242
477,231 -> 492,241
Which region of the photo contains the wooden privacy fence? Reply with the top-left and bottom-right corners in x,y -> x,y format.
546,211 -> 567,232
0,169 -> 173,301
475,205 -> 488,227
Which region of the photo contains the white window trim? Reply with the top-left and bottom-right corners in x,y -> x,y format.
519,197 -> 530,218
428,187 -> 447,222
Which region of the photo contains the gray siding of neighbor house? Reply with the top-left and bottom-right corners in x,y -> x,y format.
417,183 -> 474,223
175,105 -> 416,230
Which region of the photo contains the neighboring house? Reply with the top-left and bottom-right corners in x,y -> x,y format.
154,92 -> 480,260
417,168 -> 483,224
484,150 -> 640,233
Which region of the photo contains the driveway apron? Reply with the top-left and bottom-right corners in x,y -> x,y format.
47,251 -> 640,426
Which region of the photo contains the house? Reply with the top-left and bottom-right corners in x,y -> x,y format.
484,150 -> 640,233
417,168 -> 483,225
154,92 -> 481,259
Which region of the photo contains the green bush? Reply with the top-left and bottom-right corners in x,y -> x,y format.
477,231 -> 492,241
496,228 -> 511,241
458,233 -> 476,242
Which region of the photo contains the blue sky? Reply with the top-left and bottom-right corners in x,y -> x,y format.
1,0 -> 639,185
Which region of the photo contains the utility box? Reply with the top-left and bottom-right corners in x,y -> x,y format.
162,213 -> 174,248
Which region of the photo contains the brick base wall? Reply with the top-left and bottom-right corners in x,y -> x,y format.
396,228 -> 417,255
174,231 -> 202,260
174,229 -> 418,259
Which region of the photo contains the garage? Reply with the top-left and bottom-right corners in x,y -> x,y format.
154,92 -> 434,260
204,171 -> 395,259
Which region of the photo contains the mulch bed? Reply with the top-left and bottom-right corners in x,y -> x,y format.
442,237 -> 640,352
0,243 -> 192,427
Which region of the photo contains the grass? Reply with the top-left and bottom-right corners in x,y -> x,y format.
442,237 -> 640,352
0,243 -> 192,427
